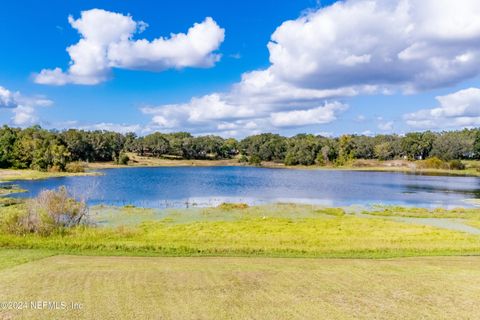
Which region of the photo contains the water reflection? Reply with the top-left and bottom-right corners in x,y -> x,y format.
3,167 -> 480,208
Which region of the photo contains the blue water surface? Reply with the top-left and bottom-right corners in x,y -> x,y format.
3,167 -> 480,208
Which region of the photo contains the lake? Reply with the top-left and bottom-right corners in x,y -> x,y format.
3,166 -> 480,208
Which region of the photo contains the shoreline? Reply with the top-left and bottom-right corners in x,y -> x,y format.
1,157 -> 479,183
0,169 -> 101,183
86,155 -> 480,178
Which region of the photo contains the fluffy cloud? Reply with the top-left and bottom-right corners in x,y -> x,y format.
268,0 -> 480,91
141,84 -> 351,135
142,0 -> 480,135
0,86 -> 16,108
0,86 -> 53,125
76,122 -> 143,134
270,102 -> 348,127
404,88 -> 480,129
378,121 -> 394,131
34,9 -> 225,85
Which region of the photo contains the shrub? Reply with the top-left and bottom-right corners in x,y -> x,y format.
249,155 -> 262,166
48,165 -> 63,172
118,153 -> 130,165
1,186 -> 89,236
65,162 -> 86,173
217,203 -> 249,210
417,157 -> 447,169
0,205 -> 27,234
316,208 -> 345,216
315,153 -> 326,166
448,160 -> 465,170
238,155 -> 248,163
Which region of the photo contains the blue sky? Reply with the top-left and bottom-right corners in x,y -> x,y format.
1,0 -> 480,137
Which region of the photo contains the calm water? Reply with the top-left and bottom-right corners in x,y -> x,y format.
3,167 -> 480,208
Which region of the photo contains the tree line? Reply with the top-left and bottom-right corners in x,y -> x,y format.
1,125 -> 480,171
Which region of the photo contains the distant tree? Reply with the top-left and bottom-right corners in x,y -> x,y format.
336,135 -> 355,165
431,130 -> 474,160
352,135 -> 375,159
240,133 -> 287,162
61,129 -> 93,161
284,134 -> 321,165
0,126 -> 18,168
374,142 -> 394,160
142,133 -> 170,157
0,125 -> 477,171
401,132 -> 436,160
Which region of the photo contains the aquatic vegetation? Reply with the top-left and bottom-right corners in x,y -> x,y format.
365,205 -> 480,220
217,202 -> 249,210
1,204 -> 480,258
0,185 -> 26,196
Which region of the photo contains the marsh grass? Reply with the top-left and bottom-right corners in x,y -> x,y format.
365,205 -> 480,220
1,203 -> 480,258
0,185 -> 26,196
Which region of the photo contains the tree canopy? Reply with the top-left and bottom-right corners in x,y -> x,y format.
0,125 -> 479,171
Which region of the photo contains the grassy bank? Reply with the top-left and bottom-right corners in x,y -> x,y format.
1,204 -> 480,258
1,254 -> 480,319
0,169 -> 100,182
364,206 -> 480,219
2,155 -> 480,181
0,185 -> 26,196
86,153 -> 480,177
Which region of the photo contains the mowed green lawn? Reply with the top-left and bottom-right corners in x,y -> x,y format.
0,252 -> 479,320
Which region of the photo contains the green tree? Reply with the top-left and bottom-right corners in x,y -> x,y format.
240,133 -> 287,162
336,135 -> 355,165
284,134 -> 321,165
401,132 -> 436,160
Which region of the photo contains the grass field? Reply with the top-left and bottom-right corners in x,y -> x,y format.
0,252 -> 479,320
2,204 -> 480,258
1,204 -> 480,319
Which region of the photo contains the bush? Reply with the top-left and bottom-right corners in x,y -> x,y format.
249,155 -> 262,166
217,203 -> 249,210
118,153 -> 130,165
48,165 -> 63,172
0,205 -> 27,234
238,155 -> 248,163
0,186 -> 89,236
316,208 -> 345,216
65,162 -> 86,173
417,157 -> 447,169
448,160 -> 465,170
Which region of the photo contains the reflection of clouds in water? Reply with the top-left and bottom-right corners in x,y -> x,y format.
8,167 -> 480,209
90,197 -> 336,209
404,184 -> 480,197
183,197 -> 334,208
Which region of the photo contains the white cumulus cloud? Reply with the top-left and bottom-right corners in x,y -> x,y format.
270,102 -> 348,127
0,86 -> 53,125
34,9 -> 225,85
404,88 -> 480,129
378,121 -> 394,131
268,0 -> 480,91
141,0 -> 480,136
